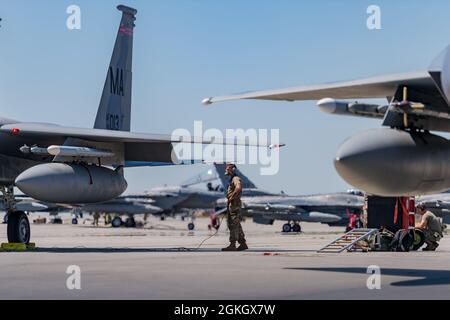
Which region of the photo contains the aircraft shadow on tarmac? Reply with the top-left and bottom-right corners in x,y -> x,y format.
27,247 -> 311,254
285,267 -> 450,287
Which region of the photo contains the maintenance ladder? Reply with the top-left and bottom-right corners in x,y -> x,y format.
318,228 -> 379,253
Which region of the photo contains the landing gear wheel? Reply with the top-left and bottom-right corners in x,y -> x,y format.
188,222 -> 195,231
160,215 -> 166,221
3,213 -> 8,224
282,223 -> 292,233
413,229 -> 426,251
7,211 -> 30,244
125,217 -> 136,228
292,223 -> 302,233
71,218 -> 78,225
111,216 -> 122,228
53,217 -> 63,224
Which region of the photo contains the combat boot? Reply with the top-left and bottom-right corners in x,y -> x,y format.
423,243 -> 439,251
221,243 -> 237,251
237,242 -> 248,251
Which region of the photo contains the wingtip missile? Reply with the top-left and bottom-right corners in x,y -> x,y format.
202,97 -> 213,106
269,143 -> 286,149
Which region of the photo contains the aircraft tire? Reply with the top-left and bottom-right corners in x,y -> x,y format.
112,216 -> 122,228
188,223 -> 195,231
292,223 -> 302,233
412,229 -> 426,251
282,223 -> 292,233
125,217 -> 136,228
72,218 -> 78,225
7,211 -> 30,244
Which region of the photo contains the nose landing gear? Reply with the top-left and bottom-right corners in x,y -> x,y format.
2,186 -> 31,244
282,221 -> 302,233
111,216 -> 123,228
282,223 -> 292,233
7,211 -> 30,244
292,223 -> 302,233
125,216 -> 136,228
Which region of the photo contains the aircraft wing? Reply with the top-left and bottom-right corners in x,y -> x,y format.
204,67 -> 450,132
203,71 -> 434,103
418,199 -> 450,208
0,123 -> 268,145
0,123 -> 274,165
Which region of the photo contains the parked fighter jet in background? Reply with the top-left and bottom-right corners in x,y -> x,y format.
1,5 -> 269,244
204,44 -> 450,198
74,169 -> 224,230
1,196 -> 47,224
180,168 -> 220,189
417,191 -> 450,224
213,164 -> 363,232
1,195 -> 72,224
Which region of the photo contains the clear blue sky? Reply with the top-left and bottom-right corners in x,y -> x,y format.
1,0 -> 450,194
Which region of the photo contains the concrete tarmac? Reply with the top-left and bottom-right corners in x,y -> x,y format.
0,214 -> 449,300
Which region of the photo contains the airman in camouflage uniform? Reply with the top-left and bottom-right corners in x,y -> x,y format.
222,164 -> 248,251
416,204 -> 444,251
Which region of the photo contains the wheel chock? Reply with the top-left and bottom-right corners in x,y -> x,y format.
0,243 -> 36,251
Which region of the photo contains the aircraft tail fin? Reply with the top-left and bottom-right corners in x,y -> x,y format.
94,5 -> 137,132
213,163 -> 257,191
